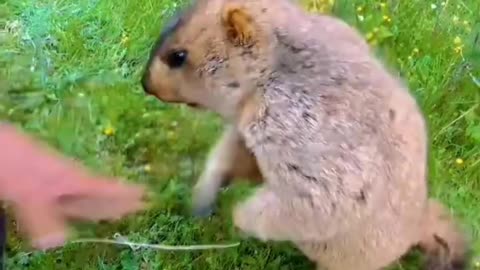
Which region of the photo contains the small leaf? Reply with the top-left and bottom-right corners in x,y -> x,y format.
377,26 -> 394,42
466,124 -> 480,143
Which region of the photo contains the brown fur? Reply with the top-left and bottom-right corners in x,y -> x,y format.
141,0 -> 470,269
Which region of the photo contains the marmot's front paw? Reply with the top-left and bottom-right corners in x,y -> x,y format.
191,181 -> 218,218
192,204 -> 214,218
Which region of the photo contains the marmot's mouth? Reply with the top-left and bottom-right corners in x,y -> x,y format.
186,102 -> 200,108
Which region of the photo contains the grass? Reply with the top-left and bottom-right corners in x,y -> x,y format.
0,0 -> 479,269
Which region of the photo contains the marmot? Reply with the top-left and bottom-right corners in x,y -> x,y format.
141,0 -> 470,269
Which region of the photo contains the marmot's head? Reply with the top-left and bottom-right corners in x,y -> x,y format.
141,0 -> 275,120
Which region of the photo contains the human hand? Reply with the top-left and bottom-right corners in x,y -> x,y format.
0,124 -> 147,250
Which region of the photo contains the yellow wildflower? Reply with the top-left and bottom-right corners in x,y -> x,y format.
454,46 -> 463,54
413,48 -> 419,54
454,36 -> 462,45
103,125 -> 115,136
383,15 -> 392,23
453,37 -> 463,54
380,3 -> 386,8
307,0 -> 335,13
120,32 -> 129,45
452,16 -> 459,23
356,6 -> 363,13
455,158 -> 464,165
144,164 -> 152,172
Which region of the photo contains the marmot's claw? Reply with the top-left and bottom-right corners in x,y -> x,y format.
192,204 -> 214,218
192,182 -> 220,218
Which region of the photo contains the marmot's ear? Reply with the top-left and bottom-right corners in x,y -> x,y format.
221,4 -> 256,46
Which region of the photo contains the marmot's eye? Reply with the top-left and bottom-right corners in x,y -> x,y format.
165,49 -> 188,69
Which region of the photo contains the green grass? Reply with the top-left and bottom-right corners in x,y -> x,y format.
1,0 -> 479,269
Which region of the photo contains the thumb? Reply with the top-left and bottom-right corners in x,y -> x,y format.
14,202 -> 68,250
